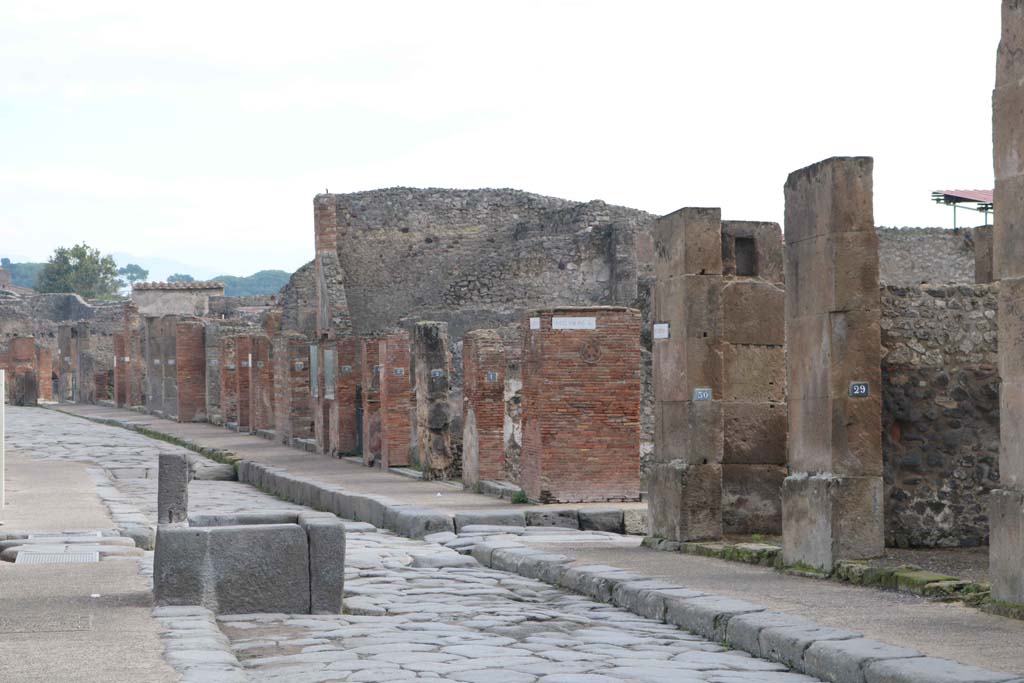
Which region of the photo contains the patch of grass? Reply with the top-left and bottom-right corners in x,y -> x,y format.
511,490 -> 529,505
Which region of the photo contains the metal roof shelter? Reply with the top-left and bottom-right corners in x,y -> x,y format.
931,189 -> 993,228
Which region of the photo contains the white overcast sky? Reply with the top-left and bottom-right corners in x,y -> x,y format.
0,1 -> 1000,278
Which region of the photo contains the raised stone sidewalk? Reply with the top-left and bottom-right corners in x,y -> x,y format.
54,403 -> 1024,680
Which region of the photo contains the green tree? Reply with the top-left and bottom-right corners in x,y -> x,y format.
36,244 -> 123,299
1,258 -> 45,289
118,263 -> 149,285
211,269 -> 290,296
167,273 -> 195,283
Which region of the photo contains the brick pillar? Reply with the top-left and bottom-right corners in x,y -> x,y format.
36,347 -> 53,402
273,333 -> 313,443
124,302 -> 144,408
57,324 -> 73,402
113,333 -> 127,407
161,317 -> 178,419
75,322 -> 93,404
249,334 -> 274,431
93,372 -> 109,402
380,331 -> 412,469
520,307 -> 642,503
413,322 -> 453,479
235,334 -> 252,430
462,329 -> 506,487
10,336 -> 38,406
219,336 -> 238,425
311,340 -> 327,453
335,337 -> 360,454
175,319 -> 206,422
992,0 -> 1024,605
144,317 -> 162,413
360,337 -> 382,465
781,157 -> 883,572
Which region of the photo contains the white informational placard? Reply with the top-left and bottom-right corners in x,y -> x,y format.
653,323 -> 670,340
529,317 -> 541,330
552,317 -> 597,330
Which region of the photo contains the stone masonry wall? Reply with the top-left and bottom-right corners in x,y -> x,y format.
876,227 -> 976,286
881,284 -> 999,547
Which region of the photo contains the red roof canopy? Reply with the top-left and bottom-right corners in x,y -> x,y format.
937,189 -> 993,203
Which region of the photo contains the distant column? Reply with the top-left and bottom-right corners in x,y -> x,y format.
781,156 -> 883,572
335,338 -> 361,455
413,322 -> 453,479
360,337 -> 382,465
175,319 -> 206,423
462,329 -> 506,488
992,0 -> 1024,606
235,334 -> 252,431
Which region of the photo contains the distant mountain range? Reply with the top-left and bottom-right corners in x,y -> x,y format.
1,257 -> 292,297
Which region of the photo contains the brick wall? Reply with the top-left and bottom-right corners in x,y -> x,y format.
175,319 -> 206,422
380,331 -> 412,468
462,329 -> 506,487
520,307 -> 642,503
335,337 -> 361,454
360,337 -> 382,465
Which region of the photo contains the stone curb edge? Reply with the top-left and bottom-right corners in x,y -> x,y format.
55,407 -> 1024,683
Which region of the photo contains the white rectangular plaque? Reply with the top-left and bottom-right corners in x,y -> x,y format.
529,317 -> 541,330
653,323 -> 670,340
552,316 -> 597,330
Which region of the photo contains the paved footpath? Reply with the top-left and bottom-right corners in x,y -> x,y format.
49,404 -> 1024,680
5,405 -> 827,682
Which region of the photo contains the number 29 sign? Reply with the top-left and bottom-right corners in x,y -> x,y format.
849,382 -> 870,397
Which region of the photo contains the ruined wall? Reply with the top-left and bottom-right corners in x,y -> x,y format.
279,261 -> 316,339
876,227 -> 977,286
881,284 -> 999,547
323,188 -> 652,339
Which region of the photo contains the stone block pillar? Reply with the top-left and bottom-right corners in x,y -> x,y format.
124,301 -> 145,408
992,0 -> 1024,605
114,333 -> 127,407
462,329 -> 507,488
57,324 -> 74,402
219,336 -> 239,425
520,307 -> 642,503
413,322 -> 453,480
650,207 -> 726,541
335,338 -> 361,454
157,453 -> 189,525
781,156 -> 883,572
249,334 -> 275,432
360,337 -> 382,465
380,331 -> 412,468
175,319 -> 206,423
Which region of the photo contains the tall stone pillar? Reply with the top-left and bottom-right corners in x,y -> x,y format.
520,307 -> 642,503
10,336 -> 38,406
219,336 -> 238,425
114,333 -> 127,407
57,323 -> 74,402
781,157 -> 883,572
161,317 -> 178,419
992,0 -> 1024,605
36,348 -> 53,402
462,329 -> 506,488
235,334 -> 252,431
335,338 -> 361,454
380,331 -> 411,469
413,322 -> 453,480
649,208 -> 726,541
273,332 -> 313,444
249,334 -> 275,432
360,337 -> 382,465
124,301 -> 145,408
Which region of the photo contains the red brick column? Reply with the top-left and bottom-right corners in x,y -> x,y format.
272,333 -> 313,443
520,307 -> 642,503
380,331 -> 412,468
36,348 -> 53,402
360,337 -> 382,465
462,329 -> 506,487
219,336 -> 238,425
249,334 -> 274,431
235,334 -> 252,430
175,320 -> 206,422
10,336 -> 39,406
93,371 -> 110,402
334,337 -> 360,454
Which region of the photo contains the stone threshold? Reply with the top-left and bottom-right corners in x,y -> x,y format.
643,535 -> 1018,620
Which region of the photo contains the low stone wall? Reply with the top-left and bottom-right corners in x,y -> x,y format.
881,284 -> 999,547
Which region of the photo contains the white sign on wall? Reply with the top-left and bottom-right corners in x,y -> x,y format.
529,317 -> 541,330
653,323 -> 670,340
552,316 -> 597,330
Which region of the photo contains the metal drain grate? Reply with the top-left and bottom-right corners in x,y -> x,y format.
15,552 -> 100,565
